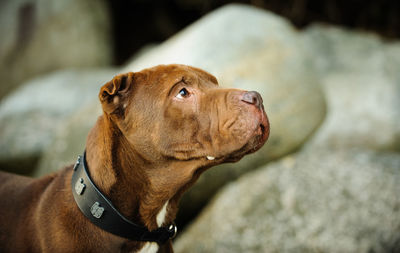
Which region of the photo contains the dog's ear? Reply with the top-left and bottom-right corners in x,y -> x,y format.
99,72 -> 135,115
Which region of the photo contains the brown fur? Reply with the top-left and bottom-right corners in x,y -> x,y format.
0,64 -> 269,252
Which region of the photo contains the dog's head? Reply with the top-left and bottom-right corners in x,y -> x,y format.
99,64 -> 269,181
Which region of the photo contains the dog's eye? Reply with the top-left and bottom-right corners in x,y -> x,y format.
176,88 -> 189,99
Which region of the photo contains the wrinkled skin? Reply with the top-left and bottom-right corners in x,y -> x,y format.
0,64 -> 269,253
112,65 -> 269,162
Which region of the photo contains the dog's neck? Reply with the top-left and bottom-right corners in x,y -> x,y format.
84,115 -> 202,231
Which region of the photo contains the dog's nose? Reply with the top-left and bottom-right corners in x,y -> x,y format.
241,91 -> 263,109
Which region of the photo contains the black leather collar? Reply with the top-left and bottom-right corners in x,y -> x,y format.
71,152 -> 177,244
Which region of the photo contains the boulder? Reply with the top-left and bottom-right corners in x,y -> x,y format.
175,149 -> 400,253
123,4 -> 326,223
0,69 -> 117,174
34,102 -> 101,177
301,24 -> 400,151
0,0 -> 112,98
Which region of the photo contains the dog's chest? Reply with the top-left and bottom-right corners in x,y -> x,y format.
137,201 -> 169,253
137,242 -> 159,253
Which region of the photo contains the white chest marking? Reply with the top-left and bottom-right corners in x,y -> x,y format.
137,242 -> 159,253
156,201 -> 169,227
137,201 -> 169,253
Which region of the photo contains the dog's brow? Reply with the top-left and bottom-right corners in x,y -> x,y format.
167,77 -> 187,96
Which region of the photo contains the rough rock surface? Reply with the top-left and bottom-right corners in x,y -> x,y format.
0,0 -> 112,98
302,24 -> 400,151
34,103 -> 101,177
0,69 -> 117,174
175,149 -> 400,253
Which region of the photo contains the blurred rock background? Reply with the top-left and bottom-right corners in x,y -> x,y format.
0,1 -> 399,252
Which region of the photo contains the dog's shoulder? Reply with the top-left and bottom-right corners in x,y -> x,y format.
0,166 -> 70,210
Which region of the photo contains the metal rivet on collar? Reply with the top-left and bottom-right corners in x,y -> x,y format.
73,155 -> 81,171
74,178 -> 86,195
91,202 -> 105,219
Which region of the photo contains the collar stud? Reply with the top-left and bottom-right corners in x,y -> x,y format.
74,178 -> 86,195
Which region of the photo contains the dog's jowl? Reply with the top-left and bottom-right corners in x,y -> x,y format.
0,64 -> 269,253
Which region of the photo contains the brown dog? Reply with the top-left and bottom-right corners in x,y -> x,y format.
0,64 -> 269,253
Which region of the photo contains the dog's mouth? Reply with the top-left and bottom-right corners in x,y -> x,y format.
255,110 -> 270,149
206,109 -> 270,164
226,114 -> 269,162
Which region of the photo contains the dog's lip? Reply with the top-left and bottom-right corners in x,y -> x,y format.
258,110 -> 270,146
203,109 -> 269,163
234,110 -> 269,156
212,115 -> 269,163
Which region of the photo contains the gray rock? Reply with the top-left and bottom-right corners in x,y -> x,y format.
0,0 -> 112,98
34,102 -> 102,177
0,69 -> 117,174
301,24 -> 400,151
123,4 -> 326,221
175,149 -> 400,253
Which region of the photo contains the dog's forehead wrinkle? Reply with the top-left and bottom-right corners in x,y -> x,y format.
181,74 -> 193,84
